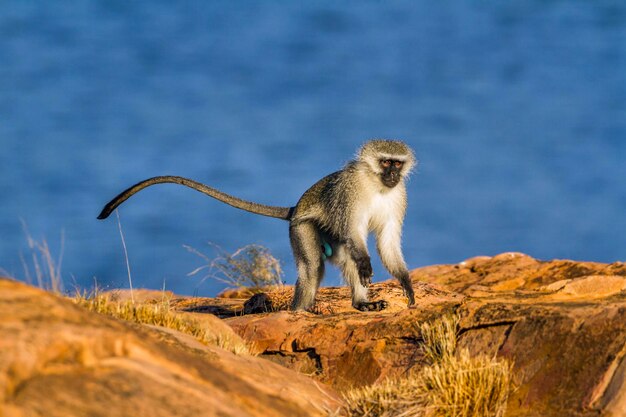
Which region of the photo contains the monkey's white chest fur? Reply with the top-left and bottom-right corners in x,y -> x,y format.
361,187 -> 404,235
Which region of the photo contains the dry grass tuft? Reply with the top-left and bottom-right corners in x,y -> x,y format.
265,286 -> 294,311
342,315 -> 512,417
418,314 -> 459,364
342,376 -> 427,417
17,221 -> 64,293
75,293 -> 252,355
185,243 -> 284,291
420,350 -> 512,417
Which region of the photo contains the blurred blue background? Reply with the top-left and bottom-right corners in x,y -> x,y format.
1,1 -> 625,296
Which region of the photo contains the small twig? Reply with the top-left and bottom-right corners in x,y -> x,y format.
115,209 -> 134,303
56,229 -> 65,291
19,252 -> 32,284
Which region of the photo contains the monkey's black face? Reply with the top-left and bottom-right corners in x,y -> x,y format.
379,159 -> 404,188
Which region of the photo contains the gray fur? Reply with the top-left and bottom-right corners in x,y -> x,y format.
98,139 -> 416,311
97,176 -> 292,220
290,139 -> 416,310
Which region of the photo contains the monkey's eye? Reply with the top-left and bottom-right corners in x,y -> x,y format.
394,161 -> 403,169
380,160 -> 391,168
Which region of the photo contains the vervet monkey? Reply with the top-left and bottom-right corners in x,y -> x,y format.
98,139 -> 416,311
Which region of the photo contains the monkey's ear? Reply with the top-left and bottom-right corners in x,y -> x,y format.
403,157 -> 417,175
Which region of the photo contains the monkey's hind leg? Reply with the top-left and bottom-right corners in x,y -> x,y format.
290,222 -> 325,311
332,245 -> 388,312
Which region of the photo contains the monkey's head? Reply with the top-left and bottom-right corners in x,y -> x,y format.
358,139 -> 416,188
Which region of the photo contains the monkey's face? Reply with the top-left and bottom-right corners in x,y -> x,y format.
379,159 -> 404,188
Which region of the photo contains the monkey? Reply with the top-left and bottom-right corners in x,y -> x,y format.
98,139 -> 416,312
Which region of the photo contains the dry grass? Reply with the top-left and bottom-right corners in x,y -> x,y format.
185,243 -> 284,291
17,221 -> 64,293
342,375 -> 427,417
342,315 -> 513,417
418,314 -> 459,364
419,350 -> 512,417
265,286 -> 294,311
75,293 -> 252,355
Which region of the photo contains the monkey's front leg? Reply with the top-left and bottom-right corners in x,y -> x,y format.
376,223 -> 415,307
397,270 -> 415,307
345,239 -> 389,312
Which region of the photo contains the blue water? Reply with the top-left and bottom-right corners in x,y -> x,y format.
1,2 -> 625,296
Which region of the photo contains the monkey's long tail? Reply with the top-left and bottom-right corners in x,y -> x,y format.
97,176 -> 294,221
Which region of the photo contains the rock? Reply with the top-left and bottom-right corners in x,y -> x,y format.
102,288 -> 177,303
0,278 -> 341,417
217,253 -> 626,417
243,292 -> 273,314
227,282 -> 463,390
556,275 -> 626,298
7,252 -> 626,416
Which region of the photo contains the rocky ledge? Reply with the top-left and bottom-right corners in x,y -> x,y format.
2,252 -> 626,416
0,279 -> 340,417
183,252 -> 626,417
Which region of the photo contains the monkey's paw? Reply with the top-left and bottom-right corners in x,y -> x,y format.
355,300 -> 388,312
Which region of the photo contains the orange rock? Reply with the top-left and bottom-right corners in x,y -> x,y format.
217,253 -> 626,416
0,279 -> 340,417
8,252 -> 626,416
